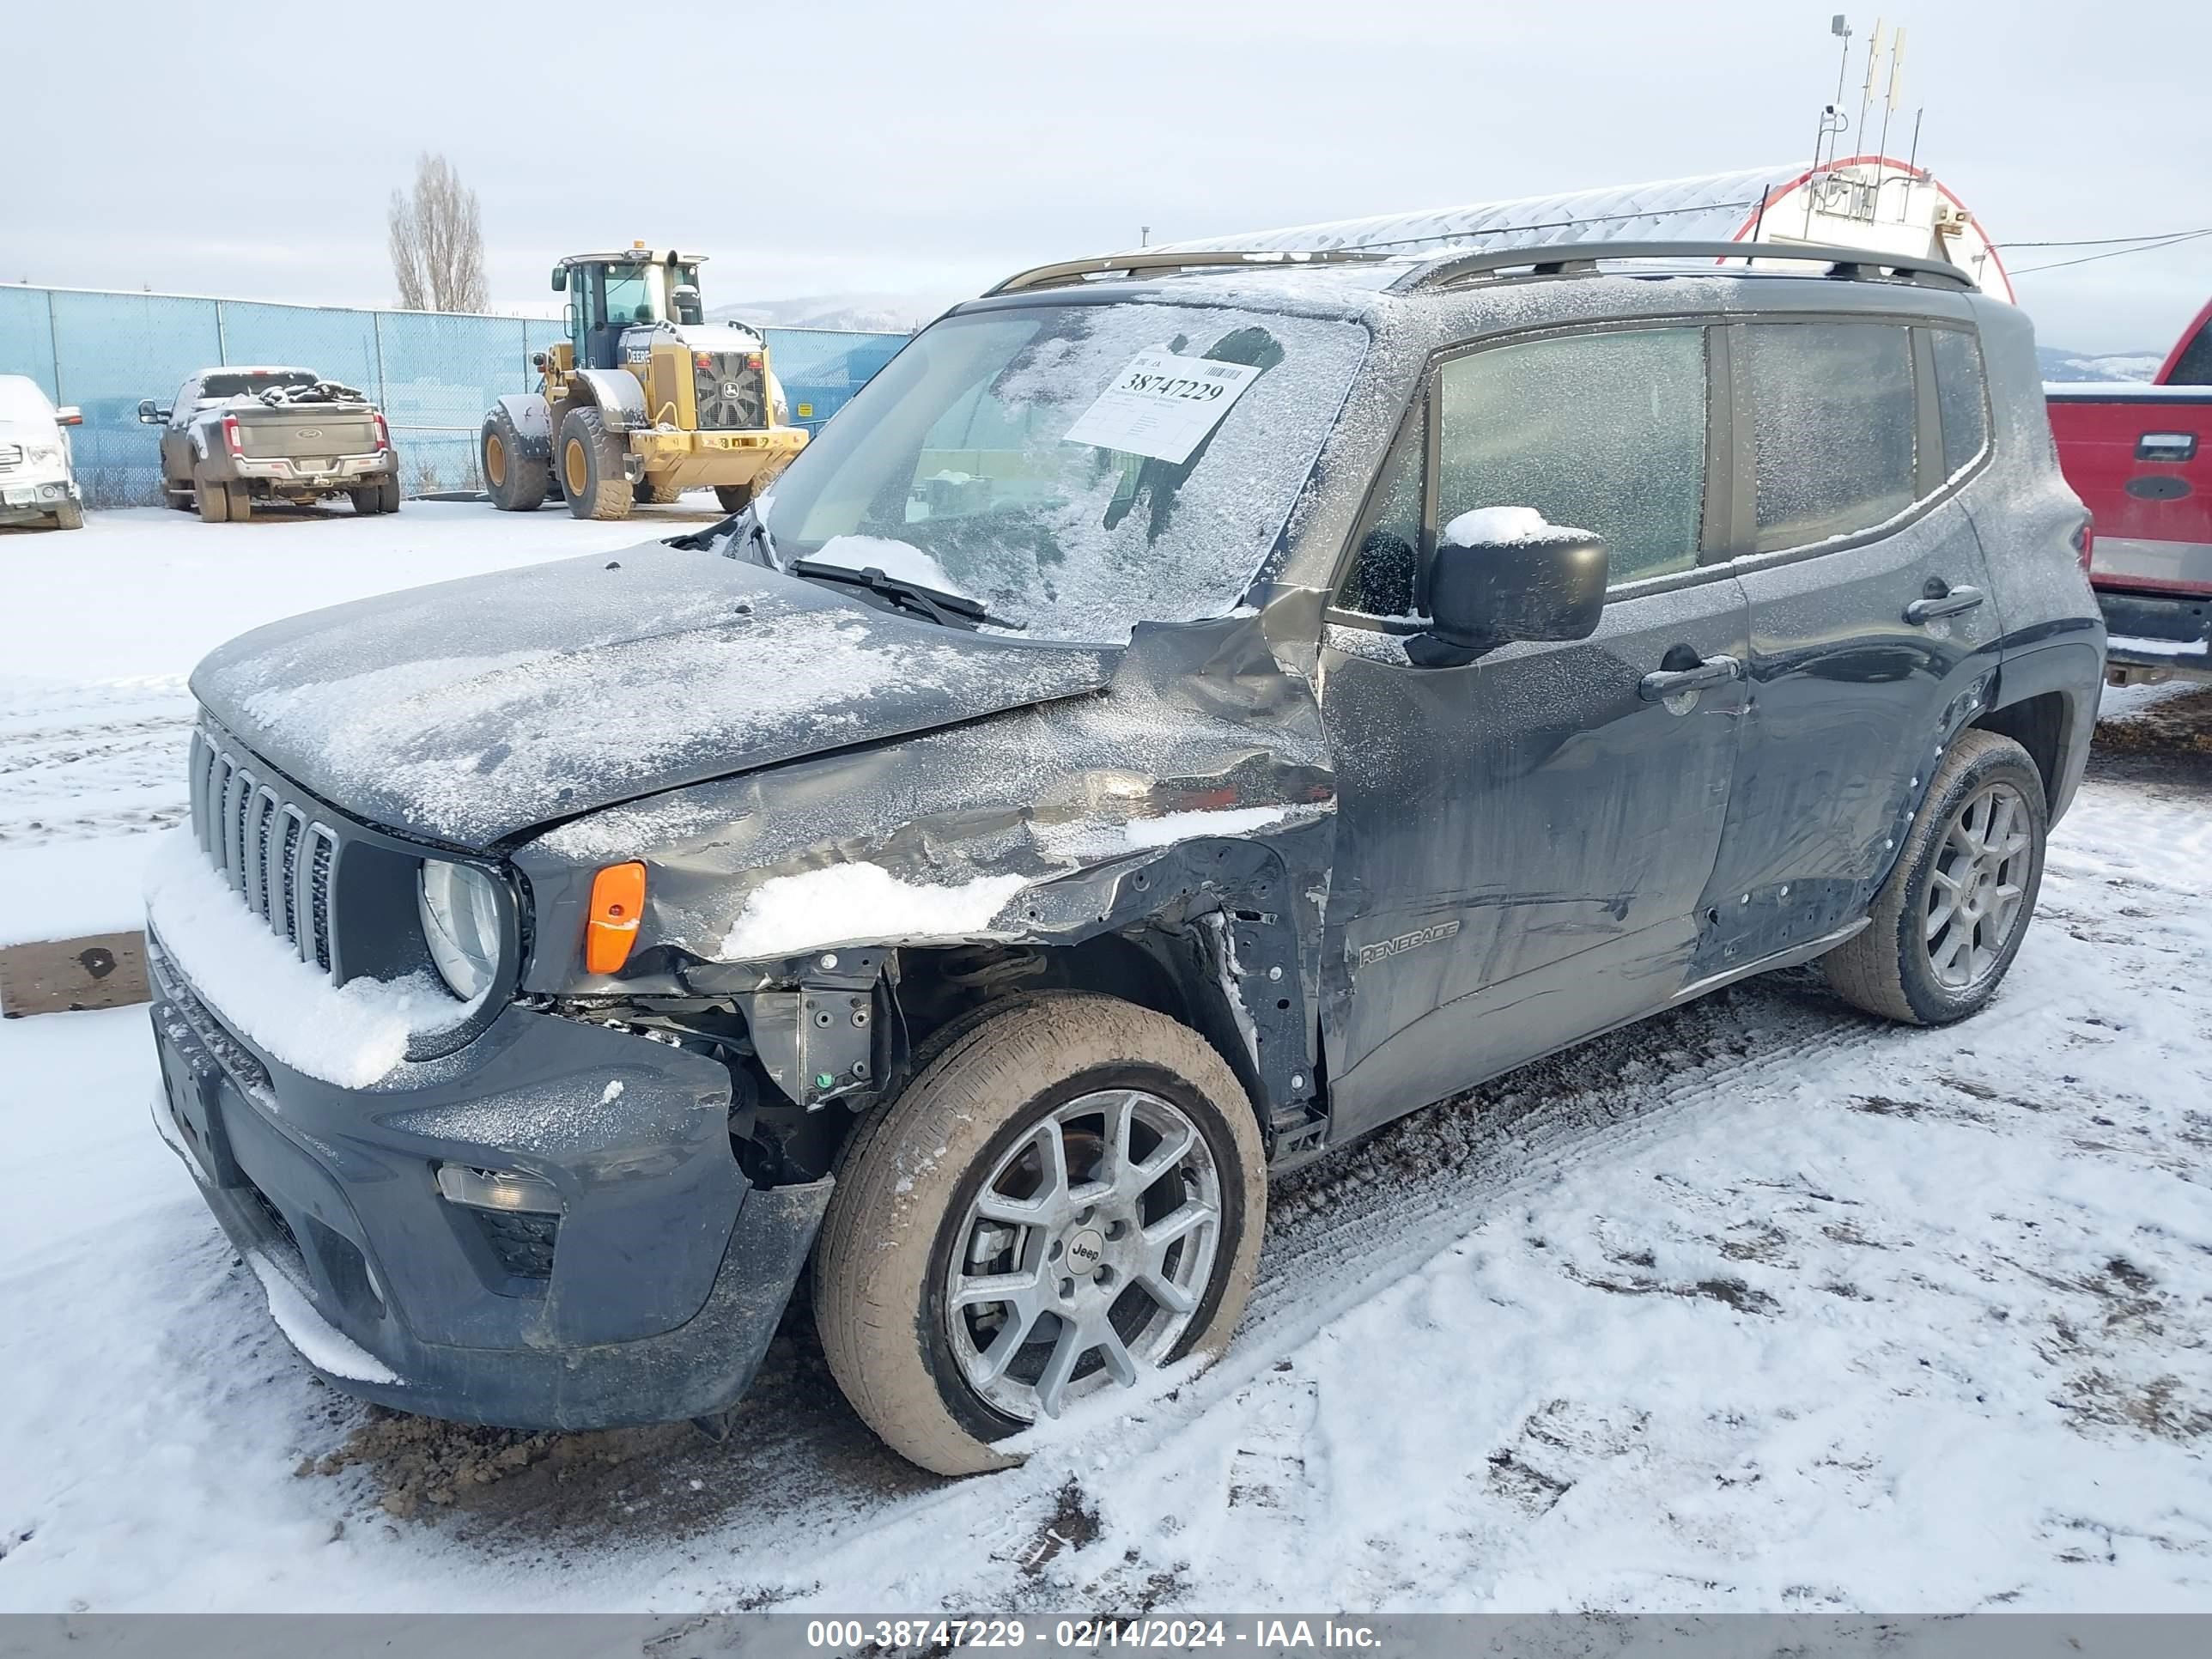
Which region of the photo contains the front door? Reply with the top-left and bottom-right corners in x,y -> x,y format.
1704,319 -> 2006,971
1320,322 -> 1747,1140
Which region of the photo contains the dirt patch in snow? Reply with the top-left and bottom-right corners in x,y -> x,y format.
2087,684 -> 2212,794
317,1323 -> 936,1541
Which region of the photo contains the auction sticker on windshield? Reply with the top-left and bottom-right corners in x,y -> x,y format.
1062,349 -> 1266,465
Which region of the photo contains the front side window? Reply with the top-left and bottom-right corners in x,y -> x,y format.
1338,407 -> 1425,617
599,266 -> 653,328
757,301 -> 1369,643
1435,327 -> 1708,586
1930,328 -> 1990,477
1743,322 -> 1917,552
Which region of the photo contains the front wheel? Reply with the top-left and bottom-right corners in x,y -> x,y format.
814,995 -> 1267,1476
52,497 -> 83,530
1824,729 -> 2048,1024
482,408 -> 548,511
557,407 -> 633,520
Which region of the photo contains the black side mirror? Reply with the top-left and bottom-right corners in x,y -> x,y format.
136,399 -> 161,424
1416,514 -> 1608,665
551,266 -> 568,293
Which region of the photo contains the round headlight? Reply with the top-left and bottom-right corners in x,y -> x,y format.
417,860 -> 503,1007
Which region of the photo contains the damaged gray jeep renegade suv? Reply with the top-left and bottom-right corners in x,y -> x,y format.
148,241 -> 2102,1474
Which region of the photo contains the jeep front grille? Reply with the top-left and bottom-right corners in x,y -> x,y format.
189,728 -> 339,975
693,352 -> 767,430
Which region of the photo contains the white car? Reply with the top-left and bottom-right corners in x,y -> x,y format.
0,374 -> 86,530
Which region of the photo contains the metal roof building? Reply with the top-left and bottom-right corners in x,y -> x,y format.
1152,156 -> 2012,301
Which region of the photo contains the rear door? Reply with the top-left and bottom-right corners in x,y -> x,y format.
1705,317 -> 2004,972
1319,322 -> 1749,1139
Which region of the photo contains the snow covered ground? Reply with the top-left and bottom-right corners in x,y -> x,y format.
0,501 -> 719,944
1,507 -> 2209,1614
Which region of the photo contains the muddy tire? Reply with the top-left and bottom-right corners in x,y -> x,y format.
193,470 -> 229,523
814,994 -> 1267,1477
225,482 -> 252,521
714,483 -> 754,514
482,409 -> 548,512
557,407 -> 632,521
1824,729 -> 2048,1025
52,497 -> 83,530
636,477 -> 685,505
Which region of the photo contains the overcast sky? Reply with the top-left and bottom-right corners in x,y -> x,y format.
12,0 -> 2208,353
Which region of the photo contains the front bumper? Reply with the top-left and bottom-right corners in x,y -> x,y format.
0,473 -> 77,518
2095,586 -> 2212,684
146,932 -> 831,1430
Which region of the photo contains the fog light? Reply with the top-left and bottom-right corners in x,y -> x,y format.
435,1164 -> 561,1214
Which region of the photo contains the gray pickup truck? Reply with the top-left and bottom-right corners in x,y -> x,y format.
139,367 -> 400,522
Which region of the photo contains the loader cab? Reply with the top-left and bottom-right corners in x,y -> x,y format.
553,247 -> 708,370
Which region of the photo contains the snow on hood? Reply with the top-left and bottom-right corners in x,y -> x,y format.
189,544 -> 1117,849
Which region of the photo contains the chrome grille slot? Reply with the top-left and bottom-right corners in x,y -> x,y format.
251,790 -> 279,919
185,726 -> 343,977
276,809 -> 304,944
309,833 -> 335,971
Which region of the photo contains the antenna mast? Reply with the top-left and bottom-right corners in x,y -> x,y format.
1876,27 -> 1906,212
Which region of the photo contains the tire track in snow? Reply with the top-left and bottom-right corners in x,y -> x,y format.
0,679 -> 194,846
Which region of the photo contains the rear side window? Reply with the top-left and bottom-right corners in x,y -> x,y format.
1930,328 -> 1990,477
1435,327 -> 1707,586
2171,316 -> 2212,386
1743,322 -> 1917,553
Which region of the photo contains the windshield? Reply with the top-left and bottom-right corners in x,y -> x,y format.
753,301 -> 1369,643
201,370 -> 317,400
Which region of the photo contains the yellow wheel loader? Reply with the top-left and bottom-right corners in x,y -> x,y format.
480,245 -> 807,520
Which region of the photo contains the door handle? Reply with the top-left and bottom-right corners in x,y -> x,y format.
1638,653 -> 1741,700
1905,585 -> 1984,624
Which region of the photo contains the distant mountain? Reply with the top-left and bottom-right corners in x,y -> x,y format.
2039,346 -> 2163,384
708,292 -> 951,335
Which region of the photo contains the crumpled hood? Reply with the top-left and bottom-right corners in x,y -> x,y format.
191,543 -> 1117,850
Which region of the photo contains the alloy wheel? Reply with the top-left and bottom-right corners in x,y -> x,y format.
1922,780 -> 2033,990
943,1088 -> 1220,1422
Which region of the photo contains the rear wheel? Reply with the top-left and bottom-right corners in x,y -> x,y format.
481,408 -> 548,511
558,407 -> 633,520
193,471 -> 229,523
814,995 -> 1267,1476
225,482 -> 252,521
636,477 -> 685,505
714,483 -> 754,514
1824,729 -> 2048,1024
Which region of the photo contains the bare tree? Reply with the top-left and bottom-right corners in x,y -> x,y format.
386,153 -> 489,313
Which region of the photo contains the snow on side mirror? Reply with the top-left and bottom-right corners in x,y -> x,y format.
1414,507 -> 1608,667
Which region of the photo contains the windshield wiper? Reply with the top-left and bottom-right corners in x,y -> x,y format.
790,560 -> 1024,632
668,503 -> 775,561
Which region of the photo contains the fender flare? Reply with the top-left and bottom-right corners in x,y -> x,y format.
571,368 -> 648,431
490,393 -> 551,459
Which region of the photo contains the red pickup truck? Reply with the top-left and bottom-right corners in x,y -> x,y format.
2047,299 -> 2212,684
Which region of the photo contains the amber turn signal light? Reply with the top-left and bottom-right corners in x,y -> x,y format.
586,862 -> 647,975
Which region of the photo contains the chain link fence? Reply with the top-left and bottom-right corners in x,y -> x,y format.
0,284 -> 906,507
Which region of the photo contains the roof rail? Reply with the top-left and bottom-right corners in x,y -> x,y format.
1395,240 -> 1975,292
985,247 -> 1398,296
